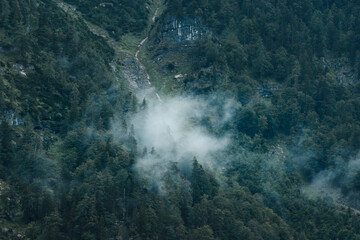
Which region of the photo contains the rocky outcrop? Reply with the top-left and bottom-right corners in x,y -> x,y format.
146,16 -> 212,83
0,111 -> 24,126
159,17 -> 210,44
257,84 -> 281,98
318,57 -> 359,86
149,16 -> 211,50
120,53 -> 151,91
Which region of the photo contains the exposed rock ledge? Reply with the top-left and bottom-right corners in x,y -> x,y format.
158,17 -> 211,44
317,57 -> 359,86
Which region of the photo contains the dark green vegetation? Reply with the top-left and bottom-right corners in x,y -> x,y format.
0,0 -> 117,132
1,0 -> 360,239
162,0 -> 360,193
62,0 -> 148,39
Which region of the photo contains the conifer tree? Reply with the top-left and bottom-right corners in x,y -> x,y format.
0,119 -> 13,167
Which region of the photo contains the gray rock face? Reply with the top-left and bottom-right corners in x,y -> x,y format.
149,16 -> 212,60
145,17 -> 213,89
318,57 -> 359,86
257,84 -> 281,98
0,111 -> 24,126
160,17 -> 210,44
121,53 -> 151,91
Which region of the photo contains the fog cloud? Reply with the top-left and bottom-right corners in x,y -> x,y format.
126,91 -> 236,192
302,155 -> 360,209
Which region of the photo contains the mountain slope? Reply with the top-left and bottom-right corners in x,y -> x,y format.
1,0 -> 360,240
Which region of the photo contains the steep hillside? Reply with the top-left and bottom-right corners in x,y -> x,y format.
1,0 -> 360,240
0,0 -> 120,131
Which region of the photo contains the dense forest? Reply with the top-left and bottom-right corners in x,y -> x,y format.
62,0 -> 148,39
1,0 -> 360,239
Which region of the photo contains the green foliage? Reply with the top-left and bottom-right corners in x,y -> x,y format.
62,0 -> 148,39
180,0 -> 360,108
191,158 -> 219,204
2,0 -> 360,239
0,0 -> 116,131
0,120 -> 13,167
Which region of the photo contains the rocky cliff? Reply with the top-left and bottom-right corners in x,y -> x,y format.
318,57 -> 359,86
159,17 -> 210,44
145,16 -> 212,88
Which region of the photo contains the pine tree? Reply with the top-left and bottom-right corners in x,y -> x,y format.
128,125 -> 137,154
191,157 -> 215,204
0,0 -> 10,27
140,98 -> 147,110
0,119 -> 13,167
69,84 -> 80,123
41,211 -> 65,240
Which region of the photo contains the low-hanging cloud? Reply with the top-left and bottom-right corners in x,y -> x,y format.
302,154 -> 360,209
124,91 -> 237,192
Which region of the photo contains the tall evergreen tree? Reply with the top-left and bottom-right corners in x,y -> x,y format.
0,119 -> 13,167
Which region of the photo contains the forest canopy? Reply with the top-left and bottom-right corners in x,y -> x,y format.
1,0 -> 360,239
